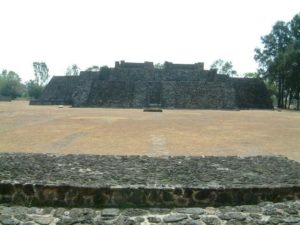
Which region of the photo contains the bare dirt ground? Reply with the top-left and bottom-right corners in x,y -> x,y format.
0,101 -> 299,161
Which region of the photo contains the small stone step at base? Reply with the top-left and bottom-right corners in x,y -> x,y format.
143,108 -> 163,112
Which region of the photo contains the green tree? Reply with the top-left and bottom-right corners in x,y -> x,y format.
254,13 -> 300,109
278,41 -> 300,109
66,64 -> 80,76
0,70 -> 24,99
254,21 -> 291,108
86,65 -> 100,72
243,72 -> 259,78
100,65 -> 110,73
154,63 -> 164,69
210,59 -> 237,76
26,80 -> 44,99
33,62 -> 50,86
243,72 -> 277,105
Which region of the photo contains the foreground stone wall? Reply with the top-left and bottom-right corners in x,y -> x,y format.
1,182 -> 299,208
31,61 -> 273,109
0,153 -> 299,208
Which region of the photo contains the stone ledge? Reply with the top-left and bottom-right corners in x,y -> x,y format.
1,183 -> 300,208
0,153 -> 299,208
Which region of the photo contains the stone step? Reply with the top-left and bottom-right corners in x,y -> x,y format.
0,153 -> 300,208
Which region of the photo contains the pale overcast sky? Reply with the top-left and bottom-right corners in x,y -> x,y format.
0,0 -> 299,82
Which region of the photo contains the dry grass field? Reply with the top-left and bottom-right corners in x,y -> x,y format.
0,101 -> 299,161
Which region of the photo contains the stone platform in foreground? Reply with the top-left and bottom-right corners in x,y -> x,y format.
0,153 -> 300,208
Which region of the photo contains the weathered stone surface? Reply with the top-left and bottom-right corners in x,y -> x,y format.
101,209 -> 120,217
175,208 -> 205,215
21,222 -> 38,225
1,219 -> 19,225
30,215 -> 54,225
147,217 -> 161,223
122,209 -> 148,217
219,212 -> 247,221
236,205 -> 262,213
31,61 -> 273,109
200,215 -> 222,225
148,209 -> 171,215
183,220 -> 206,225
1,153 -> 299,188
0,200 -> 299,225
283,216 -> 300,223
163,214 -> 188,223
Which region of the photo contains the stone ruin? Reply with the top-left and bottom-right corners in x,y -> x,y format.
30,61 -> 273,109
0,95 -> 12,102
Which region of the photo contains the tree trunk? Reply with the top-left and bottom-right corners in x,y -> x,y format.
284,93 -> 288,109
288,91 -> 292,109
282,77 -> 286,109
297,90 -> 300,110
277,76 -> 283,108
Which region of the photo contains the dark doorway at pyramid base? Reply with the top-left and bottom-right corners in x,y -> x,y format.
144,82 -> 163,112
147,82 -> 162,107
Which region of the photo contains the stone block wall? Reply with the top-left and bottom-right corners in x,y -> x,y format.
0,95 -> 12,101
72,73 -> 99,107
84,81 -> 135,107
161,80 -> 236,109
31,76 -> 80,105
232,78 -> 273,109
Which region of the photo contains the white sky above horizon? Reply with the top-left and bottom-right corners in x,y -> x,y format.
0,0 -> 299,82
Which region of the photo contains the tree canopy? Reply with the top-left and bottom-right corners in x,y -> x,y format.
25,80 -> 43,99
86,65 -> 100,72
210,59 -> 237,76
255,13 -> 300,109
66,64 -> 80,76
0,70 -> 24,99
33,62 -> 50,86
